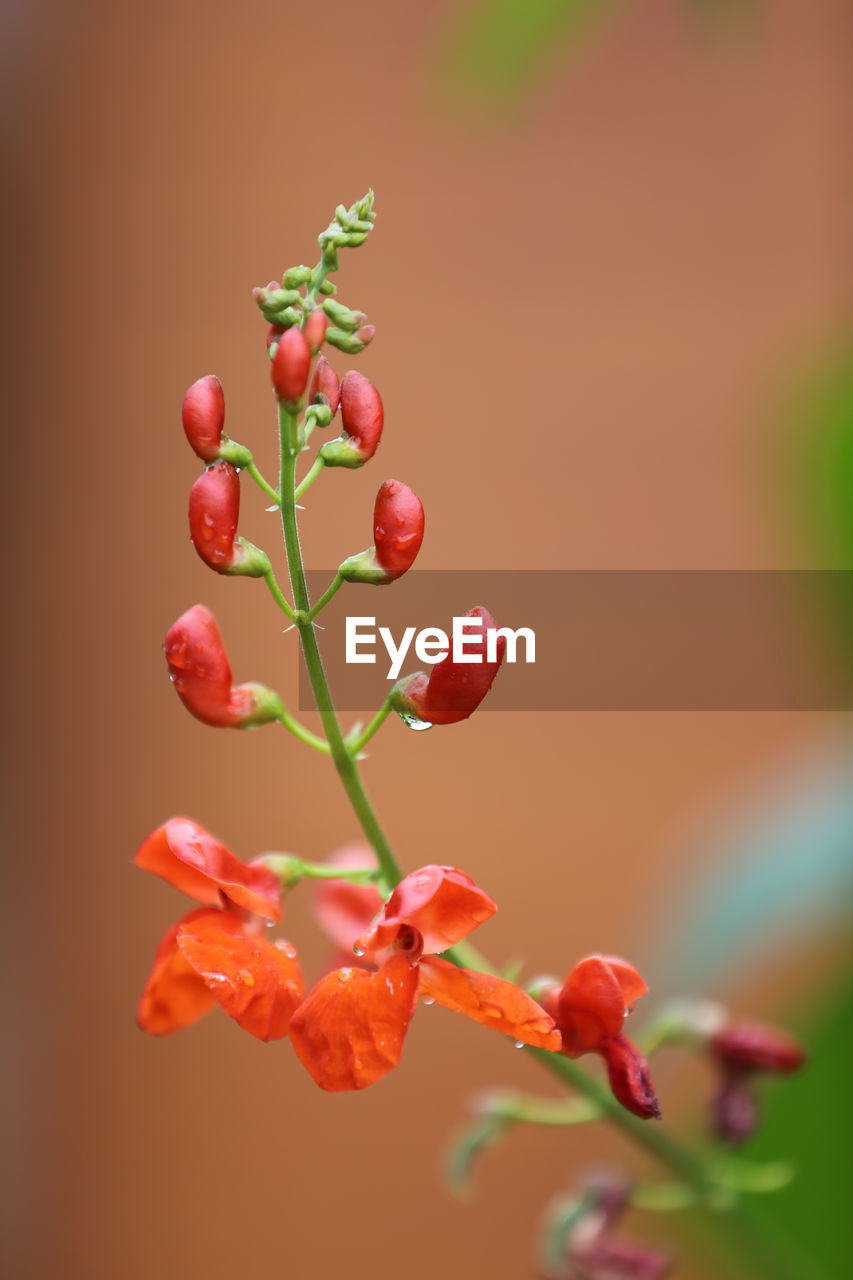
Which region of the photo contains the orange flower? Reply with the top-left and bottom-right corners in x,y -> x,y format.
544,954 -> 660,1119
291,863 -> 561,1091
136,818 -> 304,1042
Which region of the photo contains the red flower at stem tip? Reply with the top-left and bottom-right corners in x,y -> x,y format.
165,604 -> 283,728
292,863 -> 560,1091
339,479 -> 425,584
319,370 -> 383,468
391,606 -> 505,725
189,461 -> 269,576
543,954 -> 660,1120
136,818 -> 303,1042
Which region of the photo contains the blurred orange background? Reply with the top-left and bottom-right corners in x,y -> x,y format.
3,1 -> 851,1277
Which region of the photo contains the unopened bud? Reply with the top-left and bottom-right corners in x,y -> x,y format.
182,375 -> 225,462
712,1075 -> 760,1146
271,325 -> 311,406
282,265 -> 313,289
189,462 -> 270,577
165,605 -> 282,729
340,479 -> 425,584
308,355 -> 341,415
303,308 -> 327,354
320,370 -> 383,468
710,1020 -> 806,1076
390,606 -> 505,725
597,1034 -> 661,1120
322,298 -> 368,333
324,324 -> 373,354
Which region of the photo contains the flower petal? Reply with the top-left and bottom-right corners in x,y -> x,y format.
556,955 -> 627,1055
135,817 -> 282,921
313,844 -> 382,953
596,954 -> 649,1008
137,909 -> 219,1036
356,864 -> 496,956
289,955 -> 419,1091
598,1033 -> 661,1119
176,910 -> 304,1042
418,957 -> 562,1050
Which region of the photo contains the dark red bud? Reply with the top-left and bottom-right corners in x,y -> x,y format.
710,1020 -> 805,1076
712,1075 -> 759,1146
308,355 -> 341,414
303,309 -> 327,354
598,1034 -> 661,1120
572,1238 -> 671,1280
189,462 -> 240,572
373,479 -> 425,580
339,370 -> 383,461
271,325 -> 311,404
182,375 -> 225,462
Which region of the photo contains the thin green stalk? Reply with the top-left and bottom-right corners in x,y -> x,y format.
277,711 -> 330,754
348,696 -> 393,755
263,569 -> 296,622
278,402 -> 402,890
295,456 -> 325,501
245,460 -> 280,505
307,570 -> 343,621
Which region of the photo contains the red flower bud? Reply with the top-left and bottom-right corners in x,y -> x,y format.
392,606 -> 505,725
303,308 -> 327,354
339,479 -> 425,585
598,1033 -> 661,1120
266,323 -> 286,352
710,1020 -> 806,1076
308,355 -> 341,415
374,480 -> 425,579
712,1075 -> 760,1146
182,375 -> 225,462
320,370 -> 383,468
271,325 -> 311,404
572,1238 -> 671,1280
188,462 -> 269,577
165,604 -> 282,728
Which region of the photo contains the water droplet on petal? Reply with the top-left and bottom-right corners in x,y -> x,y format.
422,997 -> 435,1006
514,1040 -> 525,1050
353,944 -> 365,957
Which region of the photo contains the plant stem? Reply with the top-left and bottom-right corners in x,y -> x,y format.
277,712 -> 330,754
245,460 -> 280,505
307,571 -> 343,621
277,402 -> 402,890
348,697 -> 393,755
295,456 -> 325,501
263,570 -> 296,623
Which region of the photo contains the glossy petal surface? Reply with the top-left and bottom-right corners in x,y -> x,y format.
135,817 -> 282,921
177,910 -> 304,1042
356,864 -> 496,956
418,957 -> 561,1050
289,955 -> 418,1091
137,909 -> 219,1036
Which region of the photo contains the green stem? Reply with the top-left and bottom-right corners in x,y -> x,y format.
307,571 -> 343,621
263,570 -> 296,623
294,456 -> 325,501
348,696 -> 393,755
278,401 -> 402,890
277,711 -> 330,755
245,461 -> 280,505
480,1090 -> 600,1127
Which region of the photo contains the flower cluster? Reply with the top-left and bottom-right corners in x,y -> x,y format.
138,823 -> 562,1090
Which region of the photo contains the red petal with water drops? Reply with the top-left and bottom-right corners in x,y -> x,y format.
313,844 -> 382,953
355,864 -> 496,957
373,479 -> 424,580
137,909 -> 219,1036
135,817 -> 282,921
418,957 -> 562,1050
289,954 -> 419,1091
177,910 -> 304,1042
